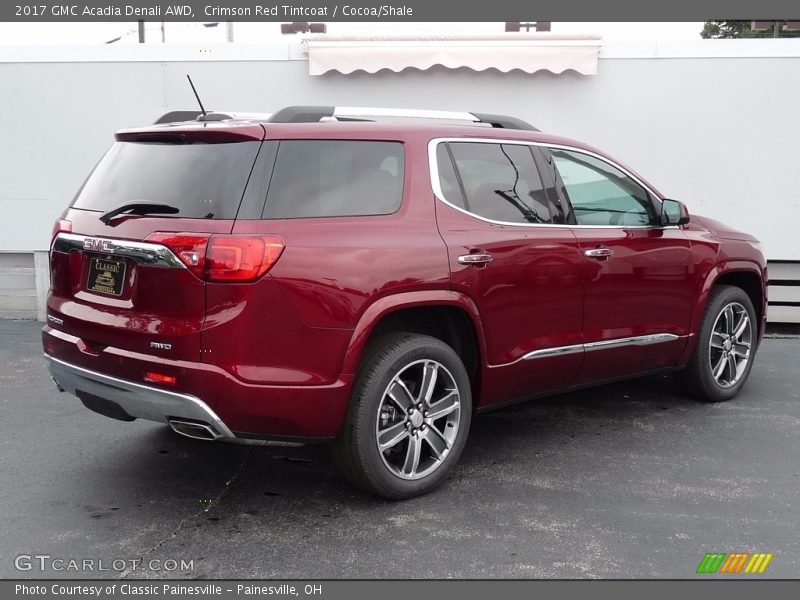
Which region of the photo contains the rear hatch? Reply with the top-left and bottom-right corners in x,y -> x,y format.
48,124 -> 265,362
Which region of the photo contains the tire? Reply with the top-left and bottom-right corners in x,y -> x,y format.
675,285 -> 758,402
333,333 -> 473,500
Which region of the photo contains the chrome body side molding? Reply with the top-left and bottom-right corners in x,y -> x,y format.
523,344 -> 585,360
523,333 -> 681,360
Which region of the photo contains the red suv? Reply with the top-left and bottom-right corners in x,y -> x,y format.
43,106 -> 767,499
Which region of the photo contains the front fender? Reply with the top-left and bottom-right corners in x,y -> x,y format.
678,260 -> 767,365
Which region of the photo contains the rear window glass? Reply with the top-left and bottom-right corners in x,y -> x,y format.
262,141 -> 404,219
71,141 -> 261,219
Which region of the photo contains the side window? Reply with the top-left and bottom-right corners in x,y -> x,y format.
262,141 -> 404,219
443,142 -> 556,224
436,144 -> 465,208
550,149 -> 655,226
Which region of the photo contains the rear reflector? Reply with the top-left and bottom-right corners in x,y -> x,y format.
145,233 -> 284,283
144,371 -> 176,386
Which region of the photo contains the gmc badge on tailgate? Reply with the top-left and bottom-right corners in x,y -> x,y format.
83,238 -> 115,253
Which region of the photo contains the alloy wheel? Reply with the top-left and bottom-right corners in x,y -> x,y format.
375,359 -> 462,480
708,301 -> 752,388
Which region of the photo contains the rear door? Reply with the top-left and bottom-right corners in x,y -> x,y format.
432,139 -> 584,406
547,146 -> 694,382
48,129 -> 263,362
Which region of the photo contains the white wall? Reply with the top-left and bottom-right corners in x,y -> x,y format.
1,40 -> 798,259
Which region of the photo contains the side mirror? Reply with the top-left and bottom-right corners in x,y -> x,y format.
661,198 -> 690,226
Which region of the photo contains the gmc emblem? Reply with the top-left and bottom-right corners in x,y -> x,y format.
83,238 -> 115,253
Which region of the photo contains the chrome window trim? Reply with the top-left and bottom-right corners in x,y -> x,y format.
51,232 -> 186,269
522,333 -> 681,361
427,137 -> 667,230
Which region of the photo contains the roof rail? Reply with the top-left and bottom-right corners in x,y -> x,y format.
470,113 -> 539,131
153,107 -> 539,131
267,105 -> 539,131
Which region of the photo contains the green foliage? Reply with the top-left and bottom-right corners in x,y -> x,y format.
701,21 -> 800,39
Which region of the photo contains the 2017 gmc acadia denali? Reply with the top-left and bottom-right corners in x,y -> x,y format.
43,106 -> 767,499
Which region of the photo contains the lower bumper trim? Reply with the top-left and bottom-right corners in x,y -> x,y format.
45,354 -> 235,440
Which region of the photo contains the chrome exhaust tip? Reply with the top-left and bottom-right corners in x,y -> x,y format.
168,419 -> 219,441
167,419 -> 305,447
52,378 -> 65,393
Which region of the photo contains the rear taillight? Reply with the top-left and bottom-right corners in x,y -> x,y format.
51,219 -> 71,240
145,233 -> 284,283
205,235 -> 284,282
146,233 -> 209,279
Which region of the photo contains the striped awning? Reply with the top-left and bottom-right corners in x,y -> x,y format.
305,33 -> 602,76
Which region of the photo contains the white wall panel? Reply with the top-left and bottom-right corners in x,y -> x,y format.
0,42 -> 797,259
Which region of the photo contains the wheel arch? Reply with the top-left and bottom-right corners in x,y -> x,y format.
341,291 -> 487,391
679,260 -> 767,365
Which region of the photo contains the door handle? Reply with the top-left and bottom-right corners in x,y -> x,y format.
458,252 -> 494,266
584,248 -> 614,259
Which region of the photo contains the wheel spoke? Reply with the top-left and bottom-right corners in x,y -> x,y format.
723,306 -> 735,336
387,379 -> 414,413
427,390 -> 459,420
732,313 -> 749,340
710,332 -> 726,349
378,421 -> 409,451
424,426 -> 450,459
418,361 -> 439,405
402,434 -> 422,476
734,342 -> 751,357
727,354 -> 738,382
712,353 -> 727,381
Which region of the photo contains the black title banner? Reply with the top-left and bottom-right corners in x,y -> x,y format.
3,0 -> 800,22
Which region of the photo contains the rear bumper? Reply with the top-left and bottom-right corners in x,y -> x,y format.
46,355 -> 236,440
42,325 -> 352,440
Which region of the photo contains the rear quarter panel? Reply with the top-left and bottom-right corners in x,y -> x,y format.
229,134 -> 451,380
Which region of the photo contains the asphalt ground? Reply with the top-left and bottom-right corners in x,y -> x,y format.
1,319 -> 798,579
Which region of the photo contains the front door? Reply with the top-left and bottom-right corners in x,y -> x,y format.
548,146 -> 694,383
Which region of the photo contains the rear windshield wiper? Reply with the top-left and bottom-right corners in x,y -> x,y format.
99,201 -> 180,224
